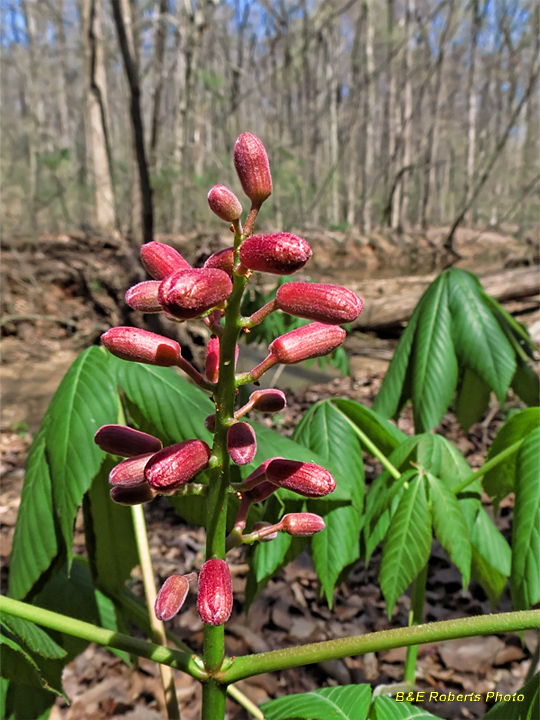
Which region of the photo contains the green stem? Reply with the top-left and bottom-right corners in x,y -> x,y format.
0,595 -> 206,679
228,684 -> 265,719
331,404 -> 402,480
403,562 -> 428,686
452,440 -> 523,496
132,504 -> 181,720
218,610 -> 540,683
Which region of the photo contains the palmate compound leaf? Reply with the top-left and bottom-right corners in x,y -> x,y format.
380,472 -> 432,616
370,696 -> 441,719
9,347 -> 119,600
481,672 -> 539,720
261,684 -> 372,720
510,427 -> 540,610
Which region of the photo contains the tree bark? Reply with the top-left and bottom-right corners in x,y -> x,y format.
464,0 -> 481,227
362,0 -> 375,234
149,0 -> 169,171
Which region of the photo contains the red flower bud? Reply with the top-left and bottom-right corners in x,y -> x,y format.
102,327 -> 181,366
94,425 -> 162,457
109,453 -> 155,487
204,414 -> 216,434
204,248 -> 235,278
155,575 -> 190,621
280,512 -> 326,536
110,482 -> 157,506
269,323 -> 346,364
125,281 -> 162,313
249,389 -> 287,413
234,133 -> 272,207
276,283 -> 363,325
158,269 -> 233,320
140,241 -> 191,279
208,185 -> 243,222
266,459 -> 336,497
197,558 -> 233,626
145,439 -> 211,491
239,233 -> 312,275
227,422 -> 257,466
205,337 -> 220,383
252,521 -> 278,542
244,480 -> 277,504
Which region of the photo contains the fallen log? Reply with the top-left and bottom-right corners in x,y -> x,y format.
353,266 -> 540,331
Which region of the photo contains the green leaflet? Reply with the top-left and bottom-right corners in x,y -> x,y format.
261,684 -> 372,720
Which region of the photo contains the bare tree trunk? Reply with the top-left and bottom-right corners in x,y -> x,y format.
110,0 -> 154,244
384,0 -> 397,228
464,0 -> 481,227
83,0 -> 117,232
362,0 -> 375,234
347,3 -> 363,228
327,28 -> 340,226
399,0 -> 415,229
51,0 -> 72,151
149,0 -> 169,171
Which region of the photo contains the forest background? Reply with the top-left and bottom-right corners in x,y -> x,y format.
1,0 -> 539,247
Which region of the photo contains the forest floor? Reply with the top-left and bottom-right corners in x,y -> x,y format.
1,225 -> 539,720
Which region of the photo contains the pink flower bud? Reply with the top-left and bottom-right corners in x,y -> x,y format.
158,268 -> 233,320
109,453 -> 155,487
208,185 -> 243,222
204,336 -> 239,382
140,241 -> 191,279
234,133 -> 272,207
204,248 -> 235,278
94,425 -> 162,457
155,575 -> 190,621
280,512 -> 326,536
252,521 -> 278,542
227,422 -> 257,466
276,283 -> 363,325
145,440 -> 211,491
204,414 -> 216,433
125,281 -> 162,313
197,559 -> 233,626
110,482 -> 157,506
102,327 -> 181,366
239,233 -> 312,275
249,389 -> 287,413
266,459 -> 336,497
269,323 -> 346,365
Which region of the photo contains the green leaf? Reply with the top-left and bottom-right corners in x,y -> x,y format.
483,408 -> 540,510
8,430 -> 58,600
330,399 -> 407,457
370,696 -> 440,719
467,506 -> 511,606
111,358 -> 214,445
411,275 -> 458,432
455,367 -> 492,433
447,269 -> 516,403
0,615 -> 65,660
482,672 -> 539,720
511,427 -> 540,609
261,684 -> 372,720
380,473 -> 432,615
426,473 -> 471,587
0,626 -> 65,698
83,457 -> 139,595
511,355 -> 540,407
2,681 -> 56,720
373,307 -> 420,420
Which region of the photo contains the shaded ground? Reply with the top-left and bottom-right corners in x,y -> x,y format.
1,226 -> 539,719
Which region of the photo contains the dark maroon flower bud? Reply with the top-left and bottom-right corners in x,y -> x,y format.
110,482 -> 157,506
109,453 -> 155,487
102,327 -> 181,366
234,133 -> 272,207
249,389 -> 287,413
239,233 -> 312,275
205,336 -> 220,383
227,422 -> 257,466
244,480 -> 277,504
269,323 -> 346,365
155,575 -> 190,621
276,283 -> 363,325
140,241 -> 191,280
158,269 -> 233,320
145,439 -> 211,491
242,457 -> 279,490
197,558 -> 233,626
204,248 -> 235,278
280,512 -> 326,536
208,185 -> 243,222
266,459 -> 336,497
125,281 -> 162,314
204,414 -> 216,434
94,425 -> 162,457
252,521 -> 278,542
